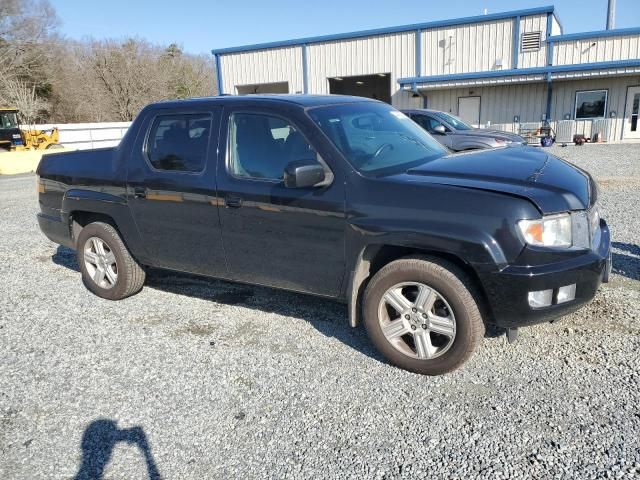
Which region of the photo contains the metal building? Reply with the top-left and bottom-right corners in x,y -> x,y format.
212,5 -> 640,142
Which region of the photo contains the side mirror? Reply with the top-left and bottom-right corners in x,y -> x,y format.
433,125 -> 447,134
283,160 -> 326,188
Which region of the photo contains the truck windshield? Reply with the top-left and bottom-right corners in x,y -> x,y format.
308,102 -> 447,174
0,112 -> 19,129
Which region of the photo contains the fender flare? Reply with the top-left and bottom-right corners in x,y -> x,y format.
345,226 -> 507,327
61,189 -> 148,263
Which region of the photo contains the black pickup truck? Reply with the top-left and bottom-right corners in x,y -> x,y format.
37,95 -> 611,375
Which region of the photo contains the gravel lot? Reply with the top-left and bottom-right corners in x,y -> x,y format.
1,143 -> 639,479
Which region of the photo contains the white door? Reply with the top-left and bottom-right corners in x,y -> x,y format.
623,86 -> 640,140
458,96 -> 481,127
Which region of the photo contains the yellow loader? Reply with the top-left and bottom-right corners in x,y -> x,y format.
0,108 -> 61,151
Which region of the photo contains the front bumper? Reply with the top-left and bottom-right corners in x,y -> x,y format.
478,219 -> 611,328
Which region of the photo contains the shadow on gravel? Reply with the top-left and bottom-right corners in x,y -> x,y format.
52,245 -> 505,361
52,245 -> 79,272
611,242 -> 639,281
145,267 -> 387,362
52,246 -> 383,362
74,419 -> 161,480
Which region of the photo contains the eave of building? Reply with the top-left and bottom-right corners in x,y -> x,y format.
399,60 -> 640,90
547,27 -> 640,42
211,5 -> 557,56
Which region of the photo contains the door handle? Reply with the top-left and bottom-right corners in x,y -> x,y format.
225,195 -> 242,208
134,187 -> 147,198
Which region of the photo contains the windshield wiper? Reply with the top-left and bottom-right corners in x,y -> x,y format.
397,132 -> 430,149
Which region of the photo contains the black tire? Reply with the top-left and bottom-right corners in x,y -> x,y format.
76,221 -> 145,300
363,255 -> 484,375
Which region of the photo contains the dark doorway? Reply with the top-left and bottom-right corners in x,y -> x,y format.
328,74 -> 391,103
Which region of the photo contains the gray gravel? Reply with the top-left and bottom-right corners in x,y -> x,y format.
1,144 -> 639,479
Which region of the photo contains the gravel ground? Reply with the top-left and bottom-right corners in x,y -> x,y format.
1,143 -> 639,479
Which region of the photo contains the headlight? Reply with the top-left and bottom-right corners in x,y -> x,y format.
518,213 -> 572,247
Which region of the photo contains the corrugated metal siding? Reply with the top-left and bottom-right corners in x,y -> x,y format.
553,34 -> 640,66
518,14 -> 549,68
393,91 -> 423,109
421,18 -> 513,75
307,32 -> 416,105
426,82 -> 547,126
220,46 -> 304,94
549,76 -> 640,141
551,16 -> 562,36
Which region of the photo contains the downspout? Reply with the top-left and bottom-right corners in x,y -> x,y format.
302,44 -> 309,94
213,53 -> 224,95
545,13 -> 554,126
545,73 -> 553,126
412,29 -> 422,95
512,16 -> 520,69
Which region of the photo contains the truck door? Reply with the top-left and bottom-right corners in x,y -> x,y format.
126,106 -> 227,277
216,106 -> 346,296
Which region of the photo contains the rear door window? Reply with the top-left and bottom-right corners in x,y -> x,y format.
146,113 -> 212,173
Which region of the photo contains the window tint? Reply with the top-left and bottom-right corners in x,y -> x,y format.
575,90 -> 607,119
412,114 -> 445,133
146,114 -> 211,172
228,112 -> 317,180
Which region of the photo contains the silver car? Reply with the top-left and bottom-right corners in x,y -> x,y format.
402,109 -> 527,151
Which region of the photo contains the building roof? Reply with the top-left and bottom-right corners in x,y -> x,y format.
211,6 -> 557,56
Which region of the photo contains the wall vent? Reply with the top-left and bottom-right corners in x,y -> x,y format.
521,31 -> 542,52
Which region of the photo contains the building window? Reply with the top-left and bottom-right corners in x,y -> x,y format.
521,31 -> 542,52
575,90 -> 608,119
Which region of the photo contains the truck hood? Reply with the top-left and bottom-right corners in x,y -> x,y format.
405,146 -> 593,213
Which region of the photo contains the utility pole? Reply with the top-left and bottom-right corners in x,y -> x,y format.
606,0 -> 616,30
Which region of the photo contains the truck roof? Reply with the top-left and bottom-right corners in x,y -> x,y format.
150,94 -> 377,109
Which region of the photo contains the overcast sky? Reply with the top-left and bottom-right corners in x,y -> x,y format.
52,0 -> 640,55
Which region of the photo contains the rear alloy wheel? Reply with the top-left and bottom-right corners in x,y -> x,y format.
363,256 -> 484,375
83,237 -> 119,290
77,221 -> 145,300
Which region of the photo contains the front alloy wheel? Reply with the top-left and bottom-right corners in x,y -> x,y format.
363,256 -> 484,375
379,282 -> 456,360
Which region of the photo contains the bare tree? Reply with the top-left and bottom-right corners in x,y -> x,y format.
0,0 -> 58,85
161,44 -> 217,99
2,2 -> 216,123
0,78 -> 49,124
